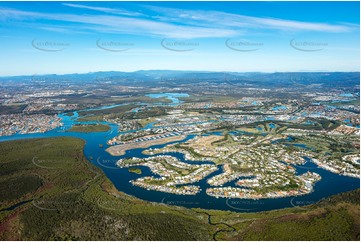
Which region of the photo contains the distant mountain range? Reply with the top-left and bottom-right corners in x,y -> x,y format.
1,71 -> 359,88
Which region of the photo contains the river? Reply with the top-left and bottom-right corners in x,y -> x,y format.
0,93 -> 359,212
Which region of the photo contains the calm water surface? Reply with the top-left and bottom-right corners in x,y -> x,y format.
0,94 -> 359,212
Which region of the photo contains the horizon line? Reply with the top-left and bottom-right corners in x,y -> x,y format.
1,69 -> 360,78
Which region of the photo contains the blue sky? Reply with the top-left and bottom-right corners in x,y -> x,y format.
0,1 -> 359,75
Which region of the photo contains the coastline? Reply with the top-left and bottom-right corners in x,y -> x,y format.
106,134 -> 187,156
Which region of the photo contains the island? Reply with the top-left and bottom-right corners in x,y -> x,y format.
67,124 -> 110,133
128,167 -> 142,174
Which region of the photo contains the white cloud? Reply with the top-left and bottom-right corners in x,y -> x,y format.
62,3 -> 143,17
146,6 -> 356,33
0,4 -> 358,39
0,7 -> 237,38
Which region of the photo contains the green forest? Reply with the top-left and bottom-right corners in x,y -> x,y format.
0,137 -> 359,240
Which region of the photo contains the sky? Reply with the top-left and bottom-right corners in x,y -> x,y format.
0,1 -> 360,76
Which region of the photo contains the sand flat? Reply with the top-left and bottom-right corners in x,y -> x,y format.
106,135 -> 187,156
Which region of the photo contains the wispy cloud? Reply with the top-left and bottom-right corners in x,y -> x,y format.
0,4 -> 358,39
0,7 -> 237,38
62,3 -> 143,17
38,26 -> 72,33
146,5 -> 357,33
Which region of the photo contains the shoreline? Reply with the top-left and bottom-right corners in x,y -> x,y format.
106,134 -> 187,156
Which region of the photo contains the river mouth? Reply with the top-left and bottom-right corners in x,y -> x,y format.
0,97 -> 359,213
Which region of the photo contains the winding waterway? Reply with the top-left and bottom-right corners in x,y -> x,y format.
0,93 -> 359,212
